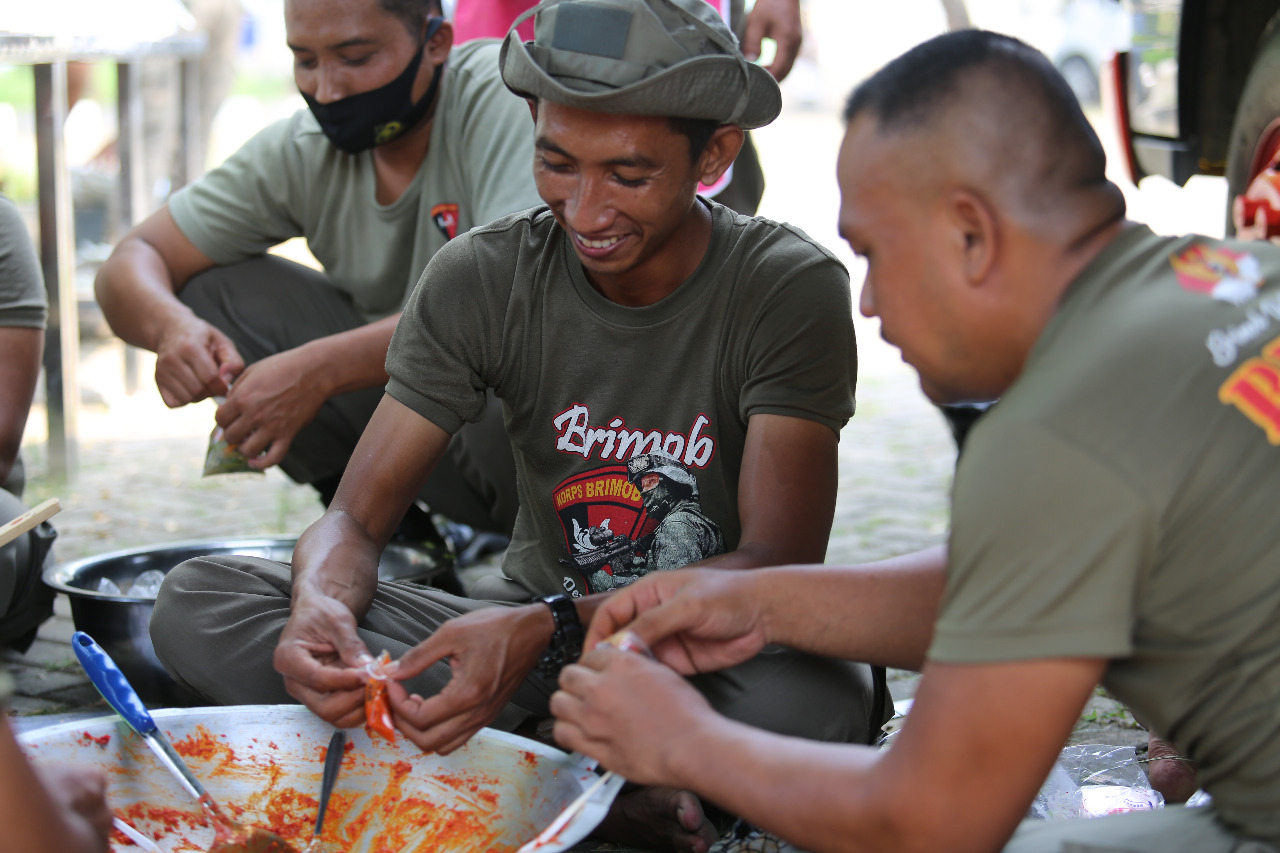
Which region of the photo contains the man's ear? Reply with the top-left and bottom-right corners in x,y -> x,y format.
949,188 -> 998,285
697,125 -> 745,187
426,20 -> 454,65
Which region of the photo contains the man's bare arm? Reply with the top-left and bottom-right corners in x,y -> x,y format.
556,652 -> 1105,853
699,412 -> 839,570
585,547 -> 946,674
215,314 -> 400,468
741,0 -> 804,81
274,394 -> 450,725
676,658 -> 1103,853
0,326 -> 42,485
752,547 -> 946,670
94,208 -> 241,405
94,206 -> 216,354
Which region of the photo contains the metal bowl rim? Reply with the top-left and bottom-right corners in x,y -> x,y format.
19,706 -> 581,768
42,535 -> 301,601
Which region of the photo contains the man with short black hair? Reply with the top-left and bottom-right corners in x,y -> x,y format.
96,0 -> 537,543
548,30 -> 1280,853
152,2 -> 885,849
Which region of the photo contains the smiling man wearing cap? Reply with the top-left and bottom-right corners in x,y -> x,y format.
151,2 -> 881,849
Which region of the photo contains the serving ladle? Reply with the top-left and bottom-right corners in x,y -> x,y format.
73,632 -> 298,853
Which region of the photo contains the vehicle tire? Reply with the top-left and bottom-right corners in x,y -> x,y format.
1059,55 -> 1100,106
1224,13 -> 1280,236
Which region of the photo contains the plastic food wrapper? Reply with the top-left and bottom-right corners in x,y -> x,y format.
365,650 -> 396,741
1029,744 -> 1164,820
597,630 -> 654,658
202,425 -> 261,477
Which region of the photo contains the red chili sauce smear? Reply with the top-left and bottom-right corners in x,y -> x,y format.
110,736 -> 516,853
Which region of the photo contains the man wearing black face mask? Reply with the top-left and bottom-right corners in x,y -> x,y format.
95,0 -> 538,543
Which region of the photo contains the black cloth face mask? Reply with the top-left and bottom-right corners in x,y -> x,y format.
302,16 -> 445,154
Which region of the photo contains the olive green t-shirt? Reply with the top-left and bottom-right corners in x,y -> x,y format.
387,202 -> 856,598
168,40 -> 540,321
932,225 -> 1280,842
0,195 -> 46,331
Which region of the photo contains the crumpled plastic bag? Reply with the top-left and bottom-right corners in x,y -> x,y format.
1029,744 -> 1164,820
202,425 -> 260,477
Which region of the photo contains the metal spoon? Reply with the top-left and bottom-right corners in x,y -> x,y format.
303,730 -> 346,852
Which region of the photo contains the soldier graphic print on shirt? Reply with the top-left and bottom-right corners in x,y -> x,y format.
551,405 -> 725,594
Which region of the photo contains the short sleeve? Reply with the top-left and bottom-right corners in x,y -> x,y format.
738,251 -> 856,434
0,197 -> 46,329
385,232 -> 495,433
930,420 -> 1154,664
168,118 -> 306,264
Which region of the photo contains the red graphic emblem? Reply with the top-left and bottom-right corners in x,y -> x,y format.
431,203 -> 459,241
552,465 -> 655,586
1169,243 -> 1263,305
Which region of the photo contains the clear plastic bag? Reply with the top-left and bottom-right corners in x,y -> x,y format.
1029,744 -> 1164,820
202,424 -> 261,477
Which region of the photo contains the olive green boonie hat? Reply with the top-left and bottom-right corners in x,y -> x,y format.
499,0 -> 782,129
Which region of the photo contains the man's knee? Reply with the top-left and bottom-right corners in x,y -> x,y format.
0,489 -> 56,651
153,556 -> 284,647
692,649 -> 884,745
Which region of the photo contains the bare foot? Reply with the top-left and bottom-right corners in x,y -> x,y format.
1146,734 -> 1198,804
594,787 -> 719,853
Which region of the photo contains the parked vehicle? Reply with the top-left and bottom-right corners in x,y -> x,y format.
1114,0 -> 1280,234
976,0 -> 1130,104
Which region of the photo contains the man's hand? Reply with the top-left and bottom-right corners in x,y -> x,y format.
386,605 -> 553,755
742,0 -> 804,81
552,647 -> 714,786
34,765 -> 112,853
216,346 -> 331,470
153,316 -> 243,407
272,588 -> 373,729
585,568 -> 769,676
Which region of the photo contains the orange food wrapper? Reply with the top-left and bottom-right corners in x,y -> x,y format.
597,630 -> 653,658
364,650 -> 396,741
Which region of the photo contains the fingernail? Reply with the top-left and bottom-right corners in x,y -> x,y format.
354,652 -> 373,667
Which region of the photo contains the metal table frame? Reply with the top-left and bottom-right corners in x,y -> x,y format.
2,31 -> 206,480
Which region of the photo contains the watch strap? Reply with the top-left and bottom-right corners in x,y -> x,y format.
536,593 -> 584,679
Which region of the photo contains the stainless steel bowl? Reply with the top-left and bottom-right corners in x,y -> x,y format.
20,706 -> 617,853
43,537 -> 450,708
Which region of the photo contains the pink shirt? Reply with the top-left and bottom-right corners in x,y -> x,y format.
453,0 -> 731,43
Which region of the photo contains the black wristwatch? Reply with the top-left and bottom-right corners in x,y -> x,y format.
536,594 -> 584,679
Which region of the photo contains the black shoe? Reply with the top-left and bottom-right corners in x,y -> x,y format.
435,518 -> 510,568
389,501 -> 463,594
